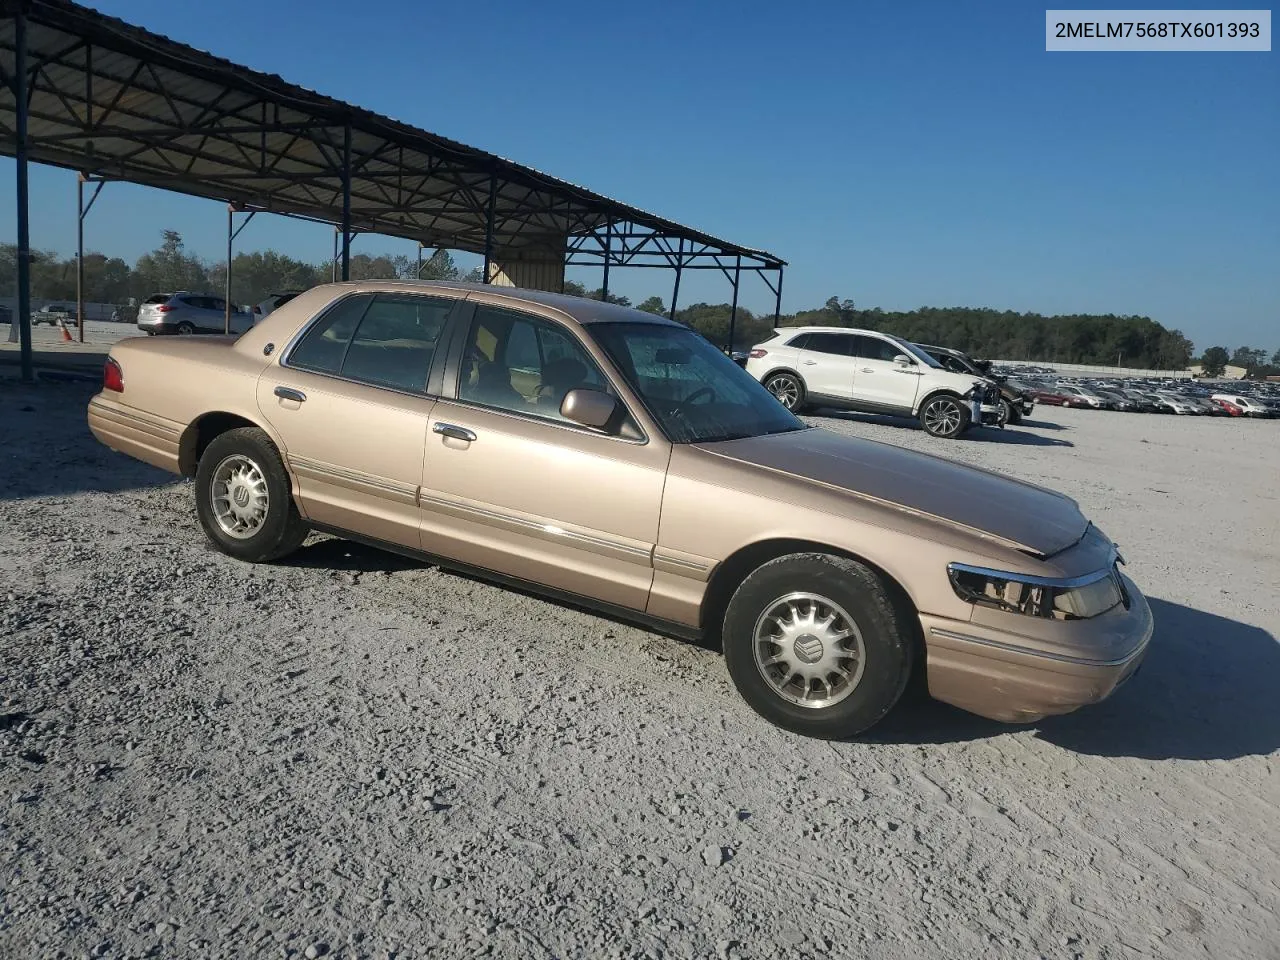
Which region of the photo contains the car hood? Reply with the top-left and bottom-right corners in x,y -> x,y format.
698,428 -> 1089,558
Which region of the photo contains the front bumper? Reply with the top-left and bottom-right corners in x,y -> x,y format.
919,572 -> 1153,723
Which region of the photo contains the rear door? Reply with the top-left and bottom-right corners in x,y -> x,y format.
850,334 -> 922,411
795,332 -> 857,399
256,292 -> 459,549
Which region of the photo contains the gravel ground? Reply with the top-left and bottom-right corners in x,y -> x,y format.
2,381 -> 1278,960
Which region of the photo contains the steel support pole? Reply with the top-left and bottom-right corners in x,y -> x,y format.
341,124 -> 352,281
728,255 -> 741,353
225,204 -> 233,333
601,219 -> 611,300
14,12 -> 33,382
773,267 -> 784,324
76,176 -> 85,343
482,174 -> 497,284
331,229 -> 338,283
668,240 -> 683,323
416,243 -> 423,279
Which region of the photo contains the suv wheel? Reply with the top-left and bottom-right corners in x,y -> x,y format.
176,321 -> 196,335
764,372 -> 805,412
919,394 -> 970,438
195,427 -> 310,563
722,553 -> 916,739
1006,401 -> 1023,425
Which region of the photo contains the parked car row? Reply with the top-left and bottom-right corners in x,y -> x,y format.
1014,376 -> 1276,418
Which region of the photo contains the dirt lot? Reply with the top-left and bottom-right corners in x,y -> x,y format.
2,380 -> 1277,960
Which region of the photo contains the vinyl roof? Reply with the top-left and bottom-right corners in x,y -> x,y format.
0,0 -> 784,271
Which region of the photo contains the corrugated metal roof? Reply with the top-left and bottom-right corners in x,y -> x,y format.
0,0 -> 785,269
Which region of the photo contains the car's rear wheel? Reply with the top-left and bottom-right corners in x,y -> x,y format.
722,553 -> 916,739
919,394 -> 970,438
195,427 -> 309,563
763,372 -> 805,412
175,321 -> 196,335
1007,401 -> 1023,424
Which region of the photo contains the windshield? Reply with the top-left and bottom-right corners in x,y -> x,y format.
894,338 -> 943,369
590,322 -> 806,443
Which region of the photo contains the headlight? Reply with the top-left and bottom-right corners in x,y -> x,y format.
947,562 -> 1127,620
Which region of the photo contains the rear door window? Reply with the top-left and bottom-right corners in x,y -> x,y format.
340,295 -> 454,393
804,333 -> 853,356
287,295 -> 374,375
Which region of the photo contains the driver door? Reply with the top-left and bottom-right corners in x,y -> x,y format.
420,303 -> 670,611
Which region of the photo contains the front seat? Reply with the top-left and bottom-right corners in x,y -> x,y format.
536,356 -> 589,413
470,361 -> 526,409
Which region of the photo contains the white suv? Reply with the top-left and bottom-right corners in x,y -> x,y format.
745,327 -> 1000,439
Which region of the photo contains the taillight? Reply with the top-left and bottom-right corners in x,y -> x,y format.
103,357 -> 124,393
155,304 -> 174,313
749,348 -> 768,359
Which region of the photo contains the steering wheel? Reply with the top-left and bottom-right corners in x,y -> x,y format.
672,385 -> 716,417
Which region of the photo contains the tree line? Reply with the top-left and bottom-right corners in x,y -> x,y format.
6,230 -> 1273,375
0,230 -> 482,313
600,293 -> 1204,372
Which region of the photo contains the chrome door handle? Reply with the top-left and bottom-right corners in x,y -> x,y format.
802,360 -> 818,366
433,422 -> 477,442
860,367 -> 874,373
274,386 -> 306,402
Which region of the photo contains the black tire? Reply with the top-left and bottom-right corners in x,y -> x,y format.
722,553 -> 917,739
763,371 -> 806,412
194,427 -> 309,563
176,321 -> 196,335
919,393 -> 971,439
1007,402 -> 1023,425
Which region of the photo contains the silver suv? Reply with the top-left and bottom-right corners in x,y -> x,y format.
136,292 -> 251,336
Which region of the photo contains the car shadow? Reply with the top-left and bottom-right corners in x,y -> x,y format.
1016,418 -> 1069,431
809,410 -> 1073,446
969,427 -> 1074,447
867,598 -> 1280,761
284,535 -> 423,573
281,534 -> 723,651
0,382 -> 177,501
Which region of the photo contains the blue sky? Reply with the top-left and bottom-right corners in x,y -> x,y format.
1,0 -> 1276,351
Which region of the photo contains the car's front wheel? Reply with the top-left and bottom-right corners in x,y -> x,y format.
763,372 -> 805,412
1007,401 -> 1023,425
722,553 -> 917,739
919,394 -> 970,438
195,427 -> 310,563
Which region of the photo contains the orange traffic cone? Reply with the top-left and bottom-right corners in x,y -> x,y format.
59,319 -> 73,343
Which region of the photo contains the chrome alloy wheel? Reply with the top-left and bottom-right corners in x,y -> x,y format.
923,397 -> 962,435
752,592 -> 866,709
766,375 -> 800,409
210,454 -> 270,540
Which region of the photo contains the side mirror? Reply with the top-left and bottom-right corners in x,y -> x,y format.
893,354 -> 915,366
560,388 -> 618,430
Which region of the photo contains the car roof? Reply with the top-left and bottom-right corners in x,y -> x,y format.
779,326 -> 896,337
311,280 -> 683,328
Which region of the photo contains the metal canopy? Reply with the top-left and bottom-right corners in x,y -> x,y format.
0,0 -> 786,276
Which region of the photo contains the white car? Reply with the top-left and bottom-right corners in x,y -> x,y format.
253,291 -> 303,322
1211,393 -> 1273,417
744,327 -> 1000,438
